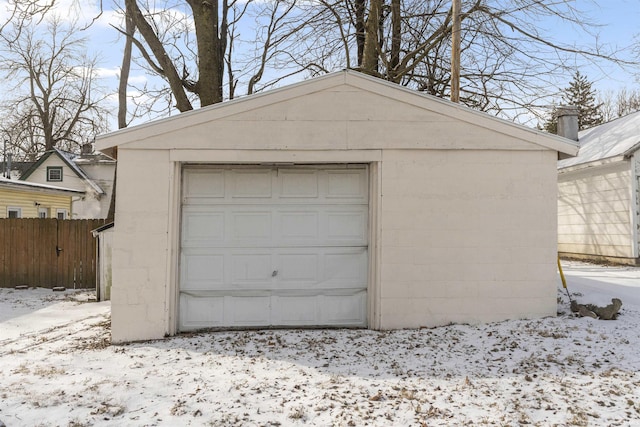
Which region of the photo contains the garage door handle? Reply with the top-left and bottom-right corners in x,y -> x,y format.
272,270 -> 278,277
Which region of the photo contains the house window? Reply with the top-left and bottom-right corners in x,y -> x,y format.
7,207 -> 22,218
38,208 -> 49,218
47,166 -> 63,182
56,209 -> 68,220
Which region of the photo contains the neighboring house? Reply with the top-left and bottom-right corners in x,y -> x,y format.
558,111 -> 640,265
96,70 -> 578,343
0,177 -> 84,218
19,146 -> 116,219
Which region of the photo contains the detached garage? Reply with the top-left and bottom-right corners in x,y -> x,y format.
97,70 -> 578,343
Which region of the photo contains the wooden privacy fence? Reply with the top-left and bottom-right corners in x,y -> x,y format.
0,218 -> 106,289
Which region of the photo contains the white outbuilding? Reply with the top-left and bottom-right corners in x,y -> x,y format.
558,111 -> 640,264
96,70 -> 578,343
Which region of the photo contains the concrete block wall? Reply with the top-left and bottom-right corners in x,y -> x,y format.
111,149 -> 172,342
377,149 -> 558,329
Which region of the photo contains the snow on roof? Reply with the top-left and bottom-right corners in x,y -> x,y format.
558,111 -> 640,169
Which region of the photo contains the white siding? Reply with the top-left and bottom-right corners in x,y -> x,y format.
24,156 -> 87,190
71,162 -> 115,219
558,161 -> 634,259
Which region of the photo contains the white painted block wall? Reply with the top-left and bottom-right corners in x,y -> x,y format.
378,149 -> 559,328
109,148 -> 561,341
110,149 -> 173,342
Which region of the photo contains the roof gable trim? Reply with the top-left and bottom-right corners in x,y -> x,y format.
96,70 -> 578,155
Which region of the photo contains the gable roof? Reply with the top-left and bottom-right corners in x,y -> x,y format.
0,176 -> 84,196
558,111 -> 640,170
20,148 -> 105,195
96,69 -> 578,156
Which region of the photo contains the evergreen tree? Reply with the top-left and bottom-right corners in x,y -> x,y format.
563,71 -> 603,129
543,71 -> 604,133
542,106 -> 558,134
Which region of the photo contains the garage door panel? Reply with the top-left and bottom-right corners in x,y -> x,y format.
272,293 -> 366,326
231,211 -> 273,240
277,253 -> 319,283
326,170 -> 368,199
180,165 -> 369,330
231,169 -> 273,198
327,211 -> 368,241
180,294 -> 225,329
324,249 -> 368,287
230,297 -> 272,325
181,252 -> 225,290
182,210 -> 225,245
182,167 -> 368,205
272,296 -> 320,325
279,169 -> 319,198
182,207 -> 368,247
322,292 -> 367,324
231,253 -> 274,286
183,169 -> 225,201
279,211 -> 320,240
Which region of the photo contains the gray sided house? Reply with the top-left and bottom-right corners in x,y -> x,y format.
96,70 -> 577,343
558,111 -> 640,265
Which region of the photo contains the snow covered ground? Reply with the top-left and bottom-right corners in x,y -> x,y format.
1,261 -> 639,427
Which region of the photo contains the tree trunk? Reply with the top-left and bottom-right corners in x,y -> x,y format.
450,0 -> 461,103
188,0 -> 225,106
118,8 -> 135,129
389,0 -> 401,82
109,3 -> 135,224
362,0 -> 381,75
106,147 -> 117,222
354,0 -> 366,67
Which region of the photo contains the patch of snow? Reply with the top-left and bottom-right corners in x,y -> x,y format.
558,110 -> 640,168
1,265 -> 639,426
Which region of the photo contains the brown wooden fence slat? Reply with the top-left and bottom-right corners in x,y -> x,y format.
43,218 -> 56,287
28,219 -> 37,286
0,218 -> 105,289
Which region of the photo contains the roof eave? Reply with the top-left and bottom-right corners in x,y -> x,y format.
0,180 -> 86,195
622,141 -> 640,159
558,155 -> 626,174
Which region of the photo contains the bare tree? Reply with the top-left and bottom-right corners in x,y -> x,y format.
0,18 -> 110,161
599,87 -> 640,122
295,0 -> 635,123
114,0 -> 335,113
614,87 -> 640,118
0,0 -> 58,43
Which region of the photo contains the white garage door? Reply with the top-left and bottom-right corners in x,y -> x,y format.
179,165 -> 369,330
